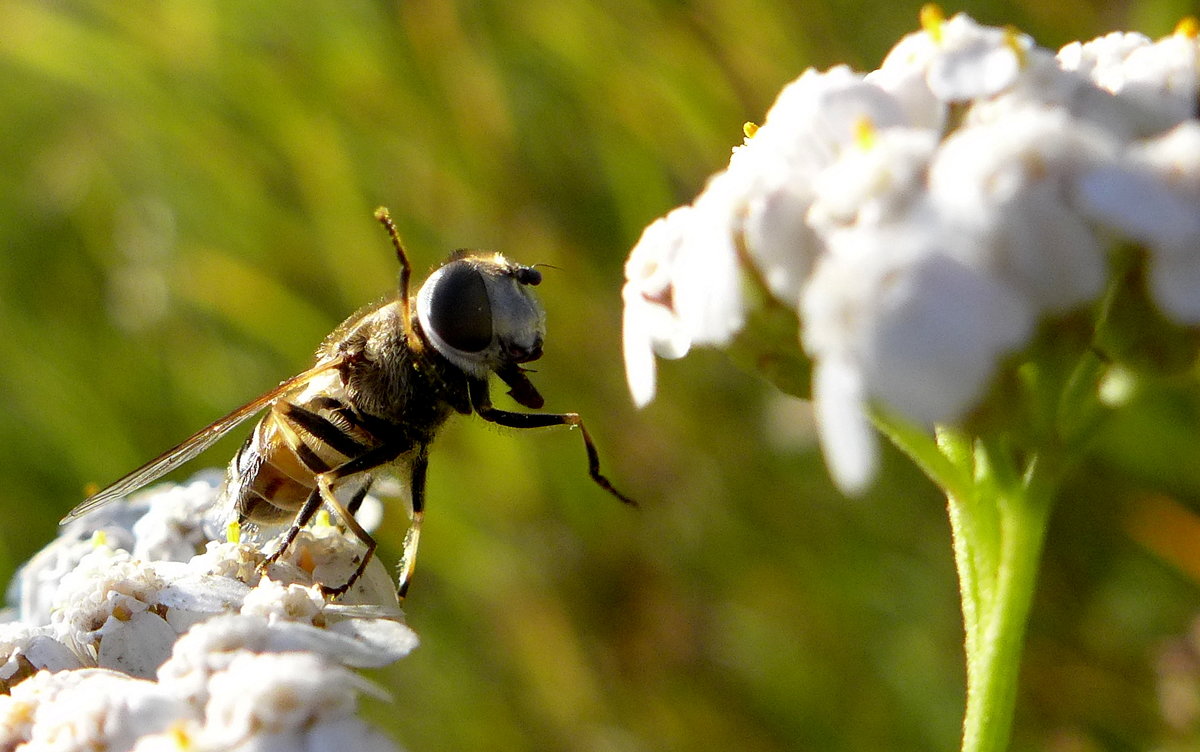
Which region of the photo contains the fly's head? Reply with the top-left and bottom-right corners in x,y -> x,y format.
415,252 -> 547,408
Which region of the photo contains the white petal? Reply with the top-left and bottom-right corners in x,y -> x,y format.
622,293 -> 661,409
812,357 -> 878,496
863,252 -> 1034,423
97,610 -> 178,678
22,634 -> 84,673
239,580 -> 324,623
155,573 -> 252,613
1077,163 -> 1200,251
326,618 -> 419,666
673,176 -> 746,347
259,620 -> 402,667
741,181 -> 818,306
928,107 -> 1116,313
928,35 -> 1023,100
621,208 -> 695,406
999,188 -> 1107,312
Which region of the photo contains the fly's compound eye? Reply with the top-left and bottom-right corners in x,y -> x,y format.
515,266 -> 542,286
427,262 -> 493,352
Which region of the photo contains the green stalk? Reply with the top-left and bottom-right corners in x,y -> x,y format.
953,462 -> 1054,752
875,412 -> 1059,752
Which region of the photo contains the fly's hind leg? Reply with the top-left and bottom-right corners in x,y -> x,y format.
260,442 -> 406,598
346,481 -> 372,516
311,473 -> 379,598
260,487 -> 324,568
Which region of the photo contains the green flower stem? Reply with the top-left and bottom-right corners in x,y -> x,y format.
875,414 -> 1060,752
952,456 -> 1055,752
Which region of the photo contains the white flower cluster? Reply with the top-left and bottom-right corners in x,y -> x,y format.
0,474 -> 414,751
622,9 -> 1200,493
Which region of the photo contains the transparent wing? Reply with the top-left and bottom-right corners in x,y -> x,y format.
61,358 -> 344,524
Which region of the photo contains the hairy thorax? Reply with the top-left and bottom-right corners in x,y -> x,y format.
321,301 -> 466,442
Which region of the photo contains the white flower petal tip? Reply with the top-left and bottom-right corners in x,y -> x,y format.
812,358 -> 879,496
623,292 -> 661,409
327,616 -> 419,664
621,208 -> 700,408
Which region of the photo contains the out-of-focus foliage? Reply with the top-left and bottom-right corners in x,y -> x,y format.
0,1 -> 1196,750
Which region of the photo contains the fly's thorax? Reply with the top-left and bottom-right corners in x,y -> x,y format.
322,301 -> 460,434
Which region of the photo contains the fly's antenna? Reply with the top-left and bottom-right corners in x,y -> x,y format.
374,207 -> 416,344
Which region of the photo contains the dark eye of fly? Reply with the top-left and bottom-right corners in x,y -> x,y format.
429,262 -> 493,352
515,266 -> 541,286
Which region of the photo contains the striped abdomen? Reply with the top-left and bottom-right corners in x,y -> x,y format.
223,391 -> 388,527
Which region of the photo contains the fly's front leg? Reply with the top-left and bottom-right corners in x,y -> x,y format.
396,449 -> 428,599
469,379 -> 636,506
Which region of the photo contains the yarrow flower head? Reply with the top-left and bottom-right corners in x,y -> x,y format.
0,473 -> 414,750
621,8 -> 1200,494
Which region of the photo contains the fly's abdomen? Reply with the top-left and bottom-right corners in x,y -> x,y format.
225,395 -> 382,526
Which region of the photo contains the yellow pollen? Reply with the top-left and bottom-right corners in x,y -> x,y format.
168,722 -> 193,750
743,121 -> 759,139
1003,26 -> 1028,67
316,509 -> 333,528
226,520 -> 241,543
1175,16 -> 1199,38
10,701 -> 34,725
920,4 -> 945,42
853,116 -> 877,150
90,530 -> 108,548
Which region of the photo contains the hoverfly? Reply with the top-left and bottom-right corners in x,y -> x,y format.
63,208 -> 634,598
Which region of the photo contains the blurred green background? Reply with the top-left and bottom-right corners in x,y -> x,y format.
2,1 -> 1199,750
